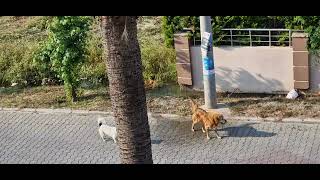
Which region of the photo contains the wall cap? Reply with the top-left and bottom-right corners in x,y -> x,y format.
174,33 -> 189,37
292,32 -> 309,38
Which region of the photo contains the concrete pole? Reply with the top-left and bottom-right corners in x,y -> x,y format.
200,16 -> 217,109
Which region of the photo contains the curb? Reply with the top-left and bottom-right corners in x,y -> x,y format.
0,107 -> 112,116
1,107 -> 320,124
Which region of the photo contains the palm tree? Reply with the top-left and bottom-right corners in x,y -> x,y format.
101,16 -> 153,164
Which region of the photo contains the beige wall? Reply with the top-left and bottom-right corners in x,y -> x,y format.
191,46 -> 294,93
310,54 -> 320,92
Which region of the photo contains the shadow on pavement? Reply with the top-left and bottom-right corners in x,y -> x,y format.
219,123 -> 277,138
151,139 -> 163,144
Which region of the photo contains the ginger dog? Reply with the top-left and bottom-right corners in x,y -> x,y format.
190,98 -> 223,140
207,111 -> 227,126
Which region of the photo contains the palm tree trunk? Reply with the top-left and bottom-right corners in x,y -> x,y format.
101,16 -> 153,164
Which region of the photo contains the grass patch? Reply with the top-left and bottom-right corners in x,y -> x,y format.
0,85 -> 111,111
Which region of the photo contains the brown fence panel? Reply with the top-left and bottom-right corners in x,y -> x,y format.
174,33 -> 192,85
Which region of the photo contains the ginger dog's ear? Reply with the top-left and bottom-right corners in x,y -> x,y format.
189,98 -> 196,106
189,97 -> 198,113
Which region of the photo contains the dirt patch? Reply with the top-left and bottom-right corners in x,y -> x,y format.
1,85 -> 320,119
226,94 -> 320,118
147,96 -> 204,116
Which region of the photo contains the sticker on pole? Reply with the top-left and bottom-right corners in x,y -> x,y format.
203,57 -> 215,75
203,57 -> 214,70
201,32 -> 213,57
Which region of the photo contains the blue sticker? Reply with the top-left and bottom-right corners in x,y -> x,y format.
203,57 -> 214,71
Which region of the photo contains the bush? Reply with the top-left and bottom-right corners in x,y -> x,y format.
0,41 -> 42,87
0,16 -> 179,89
80,63 -> 106,86
34,16 -> 92,102
80,17 -> 107,86
0,16 -> 106,88
141,40 -> 177,86
161,16 -> 185,48
161,16 -> 320,50
290,16 -> 320,52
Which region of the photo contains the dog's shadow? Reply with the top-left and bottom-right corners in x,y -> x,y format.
218,123 -> 277,138
151,139 -> 163,144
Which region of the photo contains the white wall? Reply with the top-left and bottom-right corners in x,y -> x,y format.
191,46 -> 294,93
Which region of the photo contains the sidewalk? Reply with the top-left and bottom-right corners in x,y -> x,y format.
1,109 -> 320,164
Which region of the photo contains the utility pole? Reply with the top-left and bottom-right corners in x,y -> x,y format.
200,16 -> 217,109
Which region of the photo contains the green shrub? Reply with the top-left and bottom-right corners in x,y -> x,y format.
0,41 -> 42,87
0,16 -> 106,88
33,16 -> 92,102
161,16 -> 184,48
0,16 -> 180,89
80,17 -> 107,86
141,40 -> 177,86
161,16 -> 320,51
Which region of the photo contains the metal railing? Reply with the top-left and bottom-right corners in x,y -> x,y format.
192,28 -> 305,47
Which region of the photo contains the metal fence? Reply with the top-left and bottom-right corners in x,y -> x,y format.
192,28 -> 305,47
